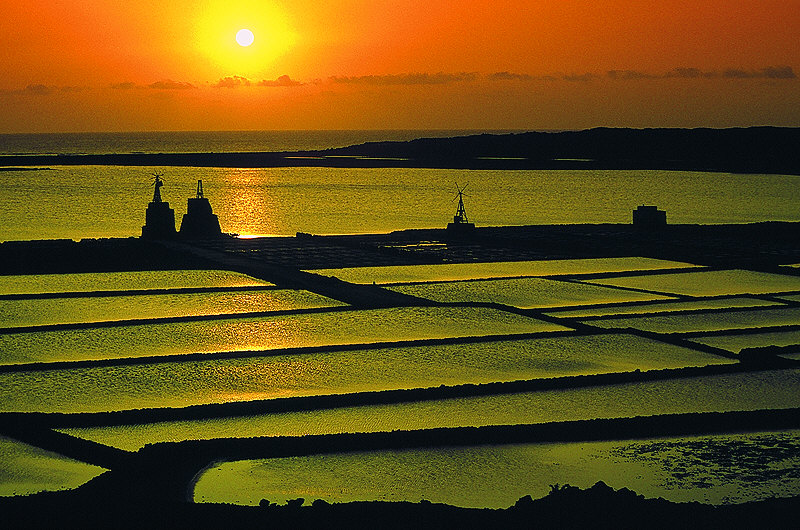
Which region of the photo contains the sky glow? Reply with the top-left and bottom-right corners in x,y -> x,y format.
0,1 -> 798,132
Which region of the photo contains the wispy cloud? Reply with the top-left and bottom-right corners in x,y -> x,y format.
256,75 -> 303,87
488,66 -> 797,83
330,72 -> 478,85
607,70 -> 655,80
488,71 -> 534,81
148,79 -> 195,90
723,66 -> 796,79
211,75 -> 251,88
111,80 -> 195,90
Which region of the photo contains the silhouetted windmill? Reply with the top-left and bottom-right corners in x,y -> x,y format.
446,183 -> 475,234
150,172 -> 165,203
452,183 -> 470,224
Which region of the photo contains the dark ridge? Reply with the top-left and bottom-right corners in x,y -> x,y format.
0,237 -> 217,275
3,480 -> 799,529
2,222 -> 799,276
328,127 -> 800,175
1,127 -> 799,174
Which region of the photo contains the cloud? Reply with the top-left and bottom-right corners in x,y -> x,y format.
665,67 -> 707,79
722,66 -> 796,79
562,73 -> 598,82
330,72 -> 478,85
111,82 -> 139,90
111,80 -> 195,90
762,66 -> 796,79
212,75 -> 251,88
489,71 -> 534,81
21,84 -> 55,96
256,75 -> 302,87
148,79 -> 195,90
60,85 -> 91,93
607,70 -> 655,80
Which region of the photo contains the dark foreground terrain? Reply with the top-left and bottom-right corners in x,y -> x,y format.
0,476 -> 800,529
3,480 -> 800,529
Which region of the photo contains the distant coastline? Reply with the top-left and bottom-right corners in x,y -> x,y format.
1,127 -> 799,175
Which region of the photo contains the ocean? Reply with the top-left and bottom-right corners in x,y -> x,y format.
0,129 -> 798,241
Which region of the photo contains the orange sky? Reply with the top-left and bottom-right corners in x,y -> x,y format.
1,1 -> 798,132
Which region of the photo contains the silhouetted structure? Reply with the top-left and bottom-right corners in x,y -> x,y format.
633,205 -> 667,229
446,184 -> 475,235
141,173 -> 177,239
179,180 -> 222,239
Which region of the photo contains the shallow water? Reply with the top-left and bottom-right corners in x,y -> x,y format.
545,297 -> 782,318
63,369 -> 796,450
585,307 -> 800,334
590,270 -> 800,297
389,277 -> 673,308
0,289 -> 346,328
192,430 -> 800,507
0,436 -> 106,497
0,306 -> 563,365
4,333 -> 728,414
0,270 -> 270,296
310,257 -> 698,284
2,167 -> 798,241
688,330 -> 800,353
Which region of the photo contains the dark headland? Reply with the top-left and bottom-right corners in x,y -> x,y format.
2,127 -> 800,175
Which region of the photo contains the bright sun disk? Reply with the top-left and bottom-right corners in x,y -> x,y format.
236,28 -> 254,47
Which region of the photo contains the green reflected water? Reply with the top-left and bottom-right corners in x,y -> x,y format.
389,277 -> 673,308
3,334 -> 729,414
193,430 -> 800,507
62,370 -> 795,451
0,270 -> 271,295
0,289 -> 346,328
590,270 -> 800,297
689,330 -> 800,353
310,257 -> 699,284
0,436 -> 106,497
545,297 -> 782,318
585,307 -> 800,334
0,306 -> 563,365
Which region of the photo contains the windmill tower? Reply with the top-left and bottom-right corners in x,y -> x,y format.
446,184 -> 475,235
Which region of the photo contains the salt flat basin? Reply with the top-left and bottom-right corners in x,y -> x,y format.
544,296 -> 783,319
583,307 -> 800,334
0,270 -> 272,296
388,277 -> 673,308
688,330 -> 800,353
308,257 -> 699,285
2,333 -> 730,414
0,306 -> 566,365
61,369 -> 798,450
0,436 -> 106,497
192,430 -> 800,507
589,269 -> 800,297
0,289 -> 346,328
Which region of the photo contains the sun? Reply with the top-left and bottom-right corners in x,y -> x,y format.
236,28 -> 254,47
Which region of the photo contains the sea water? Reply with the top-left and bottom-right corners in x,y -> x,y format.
0,165 -> 798,241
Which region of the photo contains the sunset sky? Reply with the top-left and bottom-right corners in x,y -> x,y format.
1,1 -> 798,132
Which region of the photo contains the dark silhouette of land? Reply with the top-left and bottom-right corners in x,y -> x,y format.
2,127 -> 799,174
2,222 -> 799,276
3,479 -> 799,529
